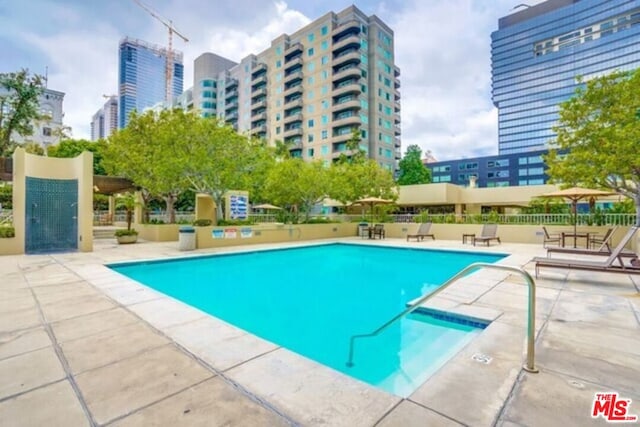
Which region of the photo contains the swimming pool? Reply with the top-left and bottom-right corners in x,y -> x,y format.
110,243 -> 505,397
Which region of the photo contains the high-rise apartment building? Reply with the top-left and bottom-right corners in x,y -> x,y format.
492,0 -> 640,155
190,6 -> 401,170
90,96 -> 118,141
118,37 -> 184,128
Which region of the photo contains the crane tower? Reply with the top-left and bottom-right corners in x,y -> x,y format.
132,0 -> 189,103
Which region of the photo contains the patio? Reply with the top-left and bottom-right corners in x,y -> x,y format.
0,238 -> 638,426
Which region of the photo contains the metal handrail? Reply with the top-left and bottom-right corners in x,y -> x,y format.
346,262 -> 539,373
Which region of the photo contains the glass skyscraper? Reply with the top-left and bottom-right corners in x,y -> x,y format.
118,37 -> 184,128
492,0 -> 640,154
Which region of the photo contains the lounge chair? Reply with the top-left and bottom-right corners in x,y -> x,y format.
589,227 -> 615,250
473,224 -> 501,246
542,226 -> 561,248
533,226 -> 640,277
372,224 -> 385,239
407,223 -> 435,241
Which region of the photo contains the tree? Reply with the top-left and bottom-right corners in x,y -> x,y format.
172,114 -> 266,221
329,159 -> 398,207
0,69 -> 45,155
47,138 -> 108,175
546,69 -> 640,226
23,142 -> 44,156
337,128 -> 366,165
263,158 -> 330,221
397,144 -> 431,185
104,110 -> 190,223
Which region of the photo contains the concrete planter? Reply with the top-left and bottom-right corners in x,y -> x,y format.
116,234 -> 138,244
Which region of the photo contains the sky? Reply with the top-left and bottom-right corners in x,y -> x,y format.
0,0 -> 543,161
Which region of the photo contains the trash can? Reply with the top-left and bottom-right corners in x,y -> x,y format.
178,226 -> 196,251
358,222 -> 369,239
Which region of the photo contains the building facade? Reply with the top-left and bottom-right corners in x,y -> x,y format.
492,0 -> 640,154
90,96 -> 118,141
425,149 -> 566,188
118,37 -> 184,128
188,6 -> 401,170
1,87 -> 66,149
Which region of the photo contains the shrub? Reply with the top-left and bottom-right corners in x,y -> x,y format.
147,218 -> 166,224
193,219 -> 213,226
114,229 -> 138,237
0,226 -> 15,238
303,217 -> 336,224
217,219 -> 255,226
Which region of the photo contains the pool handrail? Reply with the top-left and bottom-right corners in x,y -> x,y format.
346,262 -> 539,373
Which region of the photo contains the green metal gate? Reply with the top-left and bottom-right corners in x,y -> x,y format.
25,177 -> 78,254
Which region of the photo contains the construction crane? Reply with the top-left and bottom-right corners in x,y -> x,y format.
132,0 -> 189,103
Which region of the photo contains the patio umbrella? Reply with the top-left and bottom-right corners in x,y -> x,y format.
252,203 -> 283,211
353,196 -> 393,218
540,187 -> 616,244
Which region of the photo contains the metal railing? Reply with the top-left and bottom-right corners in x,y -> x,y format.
93,210 -> 195,224
346,263 -> 539,373
0,209 -> 12,225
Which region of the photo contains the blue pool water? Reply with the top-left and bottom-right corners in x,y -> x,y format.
110,243 -> 504,397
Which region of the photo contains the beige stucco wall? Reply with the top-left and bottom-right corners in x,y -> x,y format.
195,193 -> 216,224
136,224 -> 181,242
1,148 -> 93,255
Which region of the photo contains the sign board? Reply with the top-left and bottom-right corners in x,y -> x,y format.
229,195 -> 248,220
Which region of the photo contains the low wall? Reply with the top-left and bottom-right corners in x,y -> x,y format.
195,223 -> 358,249
136,224 -> 181,242
0,237 -> 22,255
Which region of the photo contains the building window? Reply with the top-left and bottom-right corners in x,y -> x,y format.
42,127 -> 52,136
307,47 -> 314,56
308,33 -> 315,42
308,119 -> 315,127
308,134 -> 314,143
488,159 -> 509,168
321,145 -> 329,155
276,126 -> 281,134
276,59 -> 282,68
321,25 -> 328,36
321,130 -> 328,139
321,55 -> 328,65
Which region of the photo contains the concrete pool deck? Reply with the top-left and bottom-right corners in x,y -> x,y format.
0,238 -> 638,426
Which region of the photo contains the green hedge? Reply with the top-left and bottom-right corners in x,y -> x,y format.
0,226 -> 15,238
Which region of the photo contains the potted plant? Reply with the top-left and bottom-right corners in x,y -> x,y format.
115,192 -> 139,244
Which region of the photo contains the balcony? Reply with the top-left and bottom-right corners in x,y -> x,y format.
283,112 -> 303,124
332,129 -> 359,144
394,124 -> 401,135
251,75 -> 267,86
284,70 -> 303,84
251,111 -> 267,121
283,127 -> 303,138
332,115 -> 361,128
226,78 -> 238,89
333,50 -> 361,68
332,34 -> 360,54
251,62 -> 267,78
284,56 -> 303,72
251,100 -> 267,111
394,79 -> 401,89
284,98 -> 303,109
332,20 -> 360,39
284,42 -> 303,60
394,65 -> 401,77
394,113 -> 401,124
251,88 -> 267,99
394,89 -> 401,101
332,82 -> 361,98
332,66 -> 361,83
287,141 -> 303,151
283,84 -> 303,98
332,98 -> 361,114
224,89 -> 238,100
226,111 -> 238,121
251,123 -> 267,133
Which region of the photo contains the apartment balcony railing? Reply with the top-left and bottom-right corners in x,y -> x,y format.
332,66 -> 361,83
332,20 -> 360,39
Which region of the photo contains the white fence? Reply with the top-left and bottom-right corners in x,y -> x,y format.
0,209 -> 12,225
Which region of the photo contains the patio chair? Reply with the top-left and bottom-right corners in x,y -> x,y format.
372,224 -> 385,239
407,223 -> 435,242
589,227 -> 615,250
542,226 -> 561,248
473,224 -> 501,246
533,226 -> 640,277
546,227 -> 624,258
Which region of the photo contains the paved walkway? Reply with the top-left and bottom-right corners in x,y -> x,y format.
0,238 -> 638,426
